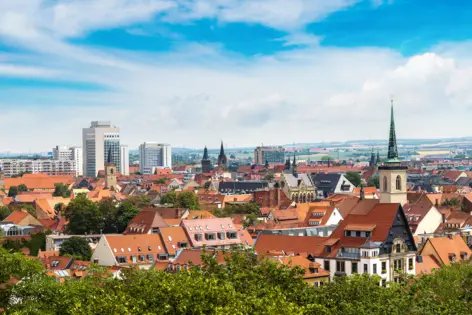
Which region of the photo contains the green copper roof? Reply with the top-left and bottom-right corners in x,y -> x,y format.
387,102 -> 398,160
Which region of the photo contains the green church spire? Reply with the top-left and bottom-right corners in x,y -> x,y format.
387,100 -> 398,160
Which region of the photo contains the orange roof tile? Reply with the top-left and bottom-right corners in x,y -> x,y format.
159,227 -> 190,256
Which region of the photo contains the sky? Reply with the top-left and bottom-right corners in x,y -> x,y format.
2,0 -> 472,152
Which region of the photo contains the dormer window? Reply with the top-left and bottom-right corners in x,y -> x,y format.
325,246 -> 332,253
461,251 -> 468,260
449,253 -> 456,263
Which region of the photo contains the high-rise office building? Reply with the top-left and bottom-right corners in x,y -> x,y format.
52,145 -> 83,176
139,142 -> 172,174
82,121 -> 120,177
254,146 -> 285,165
120,145 -> 129,176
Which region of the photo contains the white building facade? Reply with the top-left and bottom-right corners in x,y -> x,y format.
139,142 -> 172,174
0,159 -> 77,177
82,121 -> 121,177
120,145 -> 129,175
52,145 -> 83,176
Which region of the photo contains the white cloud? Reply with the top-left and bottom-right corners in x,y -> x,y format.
1,1 -> 472,152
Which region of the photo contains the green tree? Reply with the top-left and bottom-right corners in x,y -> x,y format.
176,191 -> 200,210
160,191 -> 177,206
54,202 -> 65,215
242,213 -> 258,228
8,186 -> 18,197
344,171 -> 361,187
320,155 -> 331,161
53,183 -> 71,198
154,178 -> 166,185
115,200 -> 140,233
18,184 -> 28,192
442,197 -> 460,207
367,176 -> 380,189
59,236 -> 92,261
64,194 -> 104,234
0,206 -> 11,220
98,198 -> 119,233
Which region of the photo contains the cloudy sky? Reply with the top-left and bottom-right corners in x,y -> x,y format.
1,0 -> 472,152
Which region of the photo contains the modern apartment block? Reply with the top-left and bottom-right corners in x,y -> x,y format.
52,145 -> 83,176
82,121 -> 121,177
139,142 -> 172,174
0,159 -> 77,177
254,146 -> 285,165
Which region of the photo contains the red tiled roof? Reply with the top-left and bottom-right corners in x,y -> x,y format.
159,227 -> 190,256
3,210 -> 29,224
254,234 -> 326,256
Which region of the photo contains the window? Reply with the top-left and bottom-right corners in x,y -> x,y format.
396,175 -> 402,190
345,230 -> 351,237
408,258 -> 414,270
205,233 -> 216,240
178,242 -> 188,248
382,279 -> 386,287
325,246 -> 332,253
383,176 -> 388,192
324,260 -> 330,271
336,261 -> 345,272
352,262 -> 358,274
364,264 -> 368,274
158,254 -> 168,261
131,255 -> 137,263
365,231 -> 371,238
194,233 -> 203,241
395,244 -> 401,253
227,232 -> 237,239
139,255 -> 145,262
147,254 -> 154,262
217,232 -> 225,240
373,263 -> 377,274
382,262 -> 387,274
356,231 -> 361,237
394,259 -> 402,271
116,256 -> 126,264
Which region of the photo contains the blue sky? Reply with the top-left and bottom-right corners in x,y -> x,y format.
1,0 -> 472,152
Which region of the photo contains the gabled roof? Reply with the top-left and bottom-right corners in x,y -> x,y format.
153,208 -> 185,219
423,235 -> 472,266
254,234 -> 326,256
170,249 -> 230,267
43,256 -> 73,270
277,256 -> 330,279
159,227 -> 190,256
124,209 -> 169,234
105,234 -> 167,260
3,210 -> 29,224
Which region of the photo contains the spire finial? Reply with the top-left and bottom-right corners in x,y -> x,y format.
107,146 -> 112,164
387,98 -> 398,160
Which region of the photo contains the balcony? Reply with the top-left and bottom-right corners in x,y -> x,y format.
336,252 -> 360,259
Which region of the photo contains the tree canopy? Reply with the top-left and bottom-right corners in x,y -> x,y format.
344,171 -> 361,187
161,191 -> 200,210
0,206 -> 11,220
64,195 -> 104,235
53,183 -> 71,198
59,237 -> 92,261
17,184 -> 28,192
213,202 -> 260,218
8,186 -> 19,197
2,249 -> 472,314
367,176 -> 380,189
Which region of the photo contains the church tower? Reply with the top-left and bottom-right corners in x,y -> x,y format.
217,141 -> 227,170
105,147 -> 117,190
378,101 -> 407,205
201,146 -> 211,173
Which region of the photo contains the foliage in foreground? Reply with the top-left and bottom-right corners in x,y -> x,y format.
1,248 -> 472,314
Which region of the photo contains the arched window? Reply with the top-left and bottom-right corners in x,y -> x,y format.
396,175 -> 401,191
383,176 -> 388,192
395,243 -> 401,253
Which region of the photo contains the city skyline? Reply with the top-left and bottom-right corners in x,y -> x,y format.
2,1 -> 472,151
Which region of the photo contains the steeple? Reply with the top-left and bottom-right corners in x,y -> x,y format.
292,151 -> 297,177
106,147 -> 113,165
369,148 -> 376,167
376,150 -> 381,165
219,141 -> 225,157
203,146 -> 209,160
387,100 -> 398,160
217,140 -> 227,169
201,146 -> 211,173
